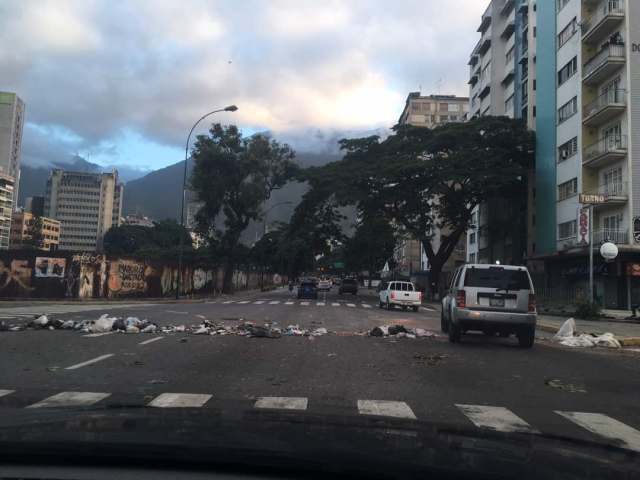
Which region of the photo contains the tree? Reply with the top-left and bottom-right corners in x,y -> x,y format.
344,215 -> 396,280
103,220 -> 192,256
24,215 -> 44,250
190,124 -> 298,292
300,116 -> 534,295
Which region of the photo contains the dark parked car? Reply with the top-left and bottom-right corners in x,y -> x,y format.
339,278 -> 358,295
297,280 -> 319,299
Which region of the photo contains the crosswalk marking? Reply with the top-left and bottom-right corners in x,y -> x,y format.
556,411 -> 640,452
253,301 -> 265,305
255,396 -> 308,410
316,302 -> 325,306
28,391 -> 110,408
138,336 -> 163,346
285,301 -> 294,305
346,303 -> 356,308
83,331 -> 114,338
362,303 -> 372,308
269,301 -> 280,305
237,300 -> 250,304
456,404 -> 537,433
357,400 -> 416,419
332,302 -> 340,306
148,393 -> 212,408
65,354 -> 115,370
0,390 -> 15,398
222,300 -> 235,304
300,301 -> 310,306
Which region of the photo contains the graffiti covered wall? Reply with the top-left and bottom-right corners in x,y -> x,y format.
0,251 -> 275,299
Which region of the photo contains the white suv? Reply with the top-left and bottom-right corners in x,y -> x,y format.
441,264 -> 537,348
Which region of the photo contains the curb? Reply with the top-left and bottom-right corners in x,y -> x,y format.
536,323 -> 559,334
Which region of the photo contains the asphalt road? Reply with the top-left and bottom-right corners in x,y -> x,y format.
1,286 -> 640,455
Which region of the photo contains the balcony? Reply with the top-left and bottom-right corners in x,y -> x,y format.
583,89 -> 626,127
585,181 -> 628,207
501,19 -> 515,39
594,229 -> 629,245
478,35 -> 492,56
582,0 -> 625,45
583,44 -> 625,85
478,81 -> 491,99
478,9 -> 492,33
501,0 -> 515,15
583,135 -> 627,168
468,53 -> 479,67
468,73 -> 479,86
502,65 -> 515,84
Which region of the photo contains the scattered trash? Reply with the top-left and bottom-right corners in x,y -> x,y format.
148,379 -> 168,384
126,325 -> 140,334
413,353 -> 447,366
552,318 -> 620,348
140,324 -> 158,334
61,320 -> 75,330
370,326 -> 389,337
388,325 -> 407,335
328,353 -> 337,357
370,324 -> 436,339
112,318 -> 126,331
46,366 -> 61,372
89,314 -> 116,333
545,378 -> 587,393
248,325 -> 281,338
179,337 -> 188,343
553,318 -> 576,339
311,327 -> 328,336
31,315 -> 49,328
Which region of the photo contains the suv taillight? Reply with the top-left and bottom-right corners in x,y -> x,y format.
456,290 -> 466,309
528,294 -> 536,313
391,291 -> 396,299
419,291 -> 423,302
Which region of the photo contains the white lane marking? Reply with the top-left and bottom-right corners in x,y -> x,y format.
83,331 -> 114,338
28,391 -> 110,408
556,411 -> 640,452
255,396 -> 308,410
456,404 -> 537,433
300,301 -> 310,306
0,390 -> 15,398
65,354 -> 115,370
222,300 -> 235,304
269,301 -> 280,305
331,303 -> 340,307
138,336 -> 164,346
238,300 -> 250,304
421,305 -> 436,311
284,301 -> 294,305
253,301 -> 265,305
166,310 -> 188,314
316,302 -> 325,306
346,303 -> 356,308
357,400 -> 416,419
148,393 -> 212,408
362,303 -> 372,308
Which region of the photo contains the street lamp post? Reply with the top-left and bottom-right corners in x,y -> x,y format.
176,105 -> 238,299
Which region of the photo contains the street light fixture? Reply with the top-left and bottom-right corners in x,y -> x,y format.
176,105 -> 238,299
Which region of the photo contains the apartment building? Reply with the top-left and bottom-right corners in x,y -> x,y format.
10,211 -> 60,251
123,213 -> 154,228
466,0 -> 537,266
0,92 -> 25,210
396,93 -> 469,289
533,0 -> 640,308
44,169 -> 123,251
0,173 -> 15,249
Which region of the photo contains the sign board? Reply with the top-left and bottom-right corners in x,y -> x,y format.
578,207 -> 590,245
333,262 -> 345,269
579,193 -> 607,204
34,257 -> 66,278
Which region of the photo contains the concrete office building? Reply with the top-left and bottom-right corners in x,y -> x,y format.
10,211 -> 61,251
466,0 -> 537,266
0,92 -> 25,209
0,173 -> 15,249
44,169 -> 123,251
395,93 -> 469,287
533,0 -> 640,308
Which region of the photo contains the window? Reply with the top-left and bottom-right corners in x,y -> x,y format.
556,0 -> 570,12
439,103 -> 448,112
469,253 -> 476,263
448,103 -> 459,112
603,167 -> 623,194
558,178 -> 578,201
522,61 -> 528,79
558,137 -> 578,162
521,81 -> 528,104
505,46 -> 515,64
603,214 -> 623,231
464,267 -> 531,290
439,115 -> 448,122
449,115 -> 458,121
505,94 -> 514,112
558,220 -> 577,239
411,102 -> 420,111
558,97 -> 577,123
470,232 -> 476,245
558,57 -> 577,86
558,17 -> 577,49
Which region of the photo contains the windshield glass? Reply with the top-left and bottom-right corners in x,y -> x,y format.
464,268 -> 531,290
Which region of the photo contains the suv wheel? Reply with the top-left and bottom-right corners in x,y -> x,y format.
386,299 -> 393,310
517,326 -> 535,348
448,318 -> 461,343
440,309 -> 449,333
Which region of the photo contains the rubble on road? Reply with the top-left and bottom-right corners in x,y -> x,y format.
369,324 -> 438,339
552,318 -> 621,349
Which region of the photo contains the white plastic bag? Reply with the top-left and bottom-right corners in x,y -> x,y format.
553,318 -> 576,339
592,332 -> 621,349
559,334 -> 594,348
89,314 -> 116,333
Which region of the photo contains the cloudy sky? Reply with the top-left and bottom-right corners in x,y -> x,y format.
1,0 -> 486,176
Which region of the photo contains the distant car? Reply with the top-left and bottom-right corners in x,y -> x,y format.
318,279 -> 332,290
441,264 -> 537,348
332,277 -> 342,286
338,278 -> 358,295
297,281 -> 319,299
378,281 -> 421,312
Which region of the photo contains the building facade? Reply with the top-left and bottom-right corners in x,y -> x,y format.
24,196 -> 45,217
0,92 -> 25,210
123,213 -> 155,228
10,211 -> 61,251
466,0 -> 537,266
532,0 -> 640,308
44,169 -> 123,251
0,173 -> 15,250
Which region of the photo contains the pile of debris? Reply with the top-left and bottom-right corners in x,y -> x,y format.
552,318 -> 621,349
369,324 -> 437,339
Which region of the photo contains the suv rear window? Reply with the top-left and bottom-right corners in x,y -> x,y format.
391,282 -> 414,291
463,267 -> 531,290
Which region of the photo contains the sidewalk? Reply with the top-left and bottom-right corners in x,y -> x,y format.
536,314 -> 640,346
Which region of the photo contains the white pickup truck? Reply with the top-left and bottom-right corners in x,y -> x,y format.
378,281 -> 422,312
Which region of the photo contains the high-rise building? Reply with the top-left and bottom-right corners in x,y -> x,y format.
395,93 -> 469,284
0,92 -> 25,209
0,173 -> 15,249
466,0 -> 536,266
44,169 -> 123,251
533,0 -> 640,309
10,211 -> 61,251
24,196 -> 45,217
